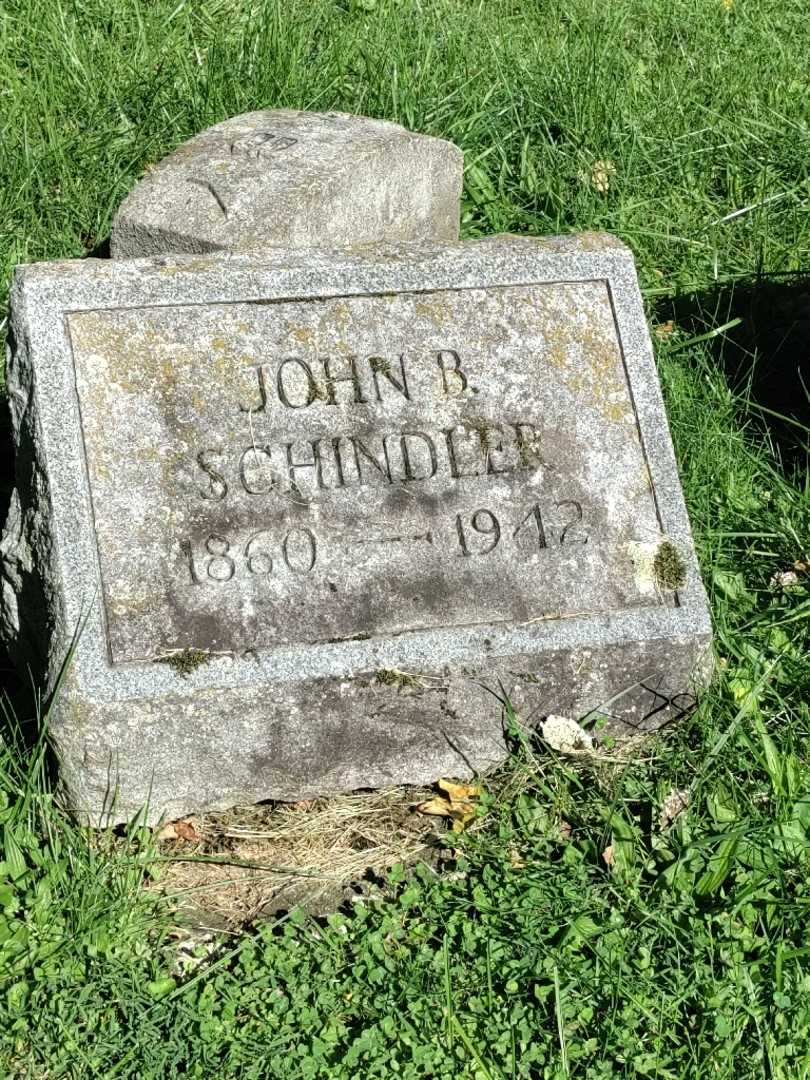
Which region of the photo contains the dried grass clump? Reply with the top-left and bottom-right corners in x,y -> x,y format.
153,786 -> 440,928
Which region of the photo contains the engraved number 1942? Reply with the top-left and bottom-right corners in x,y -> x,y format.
454,500 -> 586,557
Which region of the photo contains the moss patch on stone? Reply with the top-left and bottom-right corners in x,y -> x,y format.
369,356 -> 392,376
375,668 -> 420,690
653,541 -> 687,591
157,648 -> 211,677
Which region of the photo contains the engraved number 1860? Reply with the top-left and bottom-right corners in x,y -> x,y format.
181,527 -> 317,585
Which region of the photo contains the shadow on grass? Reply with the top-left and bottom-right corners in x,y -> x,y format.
655,272 -> 810,471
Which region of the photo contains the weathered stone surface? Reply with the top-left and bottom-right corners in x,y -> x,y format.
1,235 -> 712,824
110,110 -> 463,259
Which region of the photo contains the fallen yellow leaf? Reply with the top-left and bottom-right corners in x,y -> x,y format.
416,796 -> 455,818
416,797 -> 476,830
417,779 -> 484,831
450,802 -> 477,832
437,778 -> 483,801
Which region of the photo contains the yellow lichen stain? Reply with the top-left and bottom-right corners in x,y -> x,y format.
602,399 -> 629,423
290,325 -> 315,346
328,301 -> 352,328
133,446 -> 161,463
503,285 -> 632,425
414,299 -> 455,329
210,351 -> 233,378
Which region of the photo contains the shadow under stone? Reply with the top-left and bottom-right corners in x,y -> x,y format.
0,397 -> 20,701
0,367 -> 51,753
655,272 -> 810,472
84,235 -> 111,260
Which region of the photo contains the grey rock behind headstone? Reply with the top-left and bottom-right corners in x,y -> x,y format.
110,110 -> 463,258
2,235 -> 712,825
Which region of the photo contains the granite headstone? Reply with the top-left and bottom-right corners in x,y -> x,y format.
0,234 -> 712,823
110,110 -> 463,258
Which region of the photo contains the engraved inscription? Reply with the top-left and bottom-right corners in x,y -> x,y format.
229,130 -> 299,159
176,501 -> 587,589
194,422 -> 541,499
186,177 -> 229,218
68,280 -> 665,663
182,527 -> 317,584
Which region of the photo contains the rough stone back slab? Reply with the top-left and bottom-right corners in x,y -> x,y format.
110,110 -> 463,258
1,235 -> 712,824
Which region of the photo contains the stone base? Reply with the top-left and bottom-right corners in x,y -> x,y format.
54,620 -> 710,825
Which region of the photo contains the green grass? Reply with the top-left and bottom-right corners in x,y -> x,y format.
1,0 -> 809,1076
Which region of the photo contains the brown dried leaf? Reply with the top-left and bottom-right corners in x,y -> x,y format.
157,823 -> 178,841
173,819 -> 200,843
654,320 -> 675,338
659,788 -> 691,831
602,844 -> 615,867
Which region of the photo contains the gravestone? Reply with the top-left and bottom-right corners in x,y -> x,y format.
0,234 -> 712,824
110,110 -> 463,258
